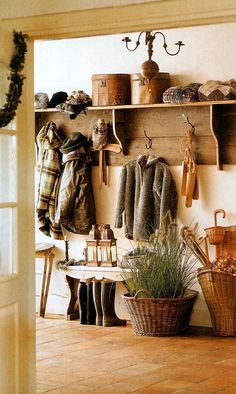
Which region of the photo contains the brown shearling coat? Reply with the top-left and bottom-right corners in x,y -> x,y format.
114,156 -> 178,240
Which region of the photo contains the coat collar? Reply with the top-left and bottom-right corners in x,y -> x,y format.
137,155 -> 163,167
37,121 -> 64,150
62,147 -> 91,164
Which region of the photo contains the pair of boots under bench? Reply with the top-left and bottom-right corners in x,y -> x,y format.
78,281 -> 126,327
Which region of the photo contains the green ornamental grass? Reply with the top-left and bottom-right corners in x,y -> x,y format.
122,220 -> 197,299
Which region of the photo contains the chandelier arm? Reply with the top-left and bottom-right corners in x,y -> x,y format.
122,31 -> 144,52
153,31 -> 166,42
164,42 -> 184,56
153,31 -> 184,56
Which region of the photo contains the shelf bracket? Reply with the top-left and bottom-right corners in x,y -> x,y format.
112,109 -> 123,153
209,104 -> 223,171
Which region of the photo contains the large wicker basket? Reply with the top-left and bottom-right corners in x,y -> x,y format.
122,289 -> 198,336
198,269 -> 236,336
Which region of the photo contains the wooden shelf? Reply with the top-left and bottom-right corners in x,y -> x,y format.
35,100 -> 236,113
35,101 -> 236,169
35,108 -> 60,112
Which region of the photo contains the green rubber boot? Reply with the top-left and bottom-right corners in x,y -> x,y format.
78,282 -> 87,324
101,282 -> 126,327
93,282 -> 103,326
86,282 -> 96,325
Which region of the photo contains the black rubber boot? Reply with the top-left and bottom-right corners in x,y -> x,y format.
87,282 -> 96,325
78,282 -> 87,324
101,282 -> 126,327
93,282 -> 103,326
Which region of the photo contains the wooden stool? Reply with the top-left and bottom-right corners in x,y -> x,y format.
35,243 -> 55,318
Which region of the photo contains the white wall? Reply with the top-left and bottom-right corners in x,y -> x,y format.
35,23 -> 236,97
35,22 -> 236,326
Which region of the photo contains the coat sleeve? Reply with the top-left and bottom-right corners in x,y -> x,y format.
114,165 -> 127,228
36,148 -> 61,210
153,162 -> 178,229
54,160 -> 80,224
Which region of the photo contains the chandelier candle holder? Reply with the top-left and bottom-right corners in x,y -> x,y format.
84,224 -> 118,267
122,31 -> 184,81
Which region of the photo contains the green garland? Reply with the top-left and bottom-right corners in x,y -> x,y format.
0,31 -> 28,128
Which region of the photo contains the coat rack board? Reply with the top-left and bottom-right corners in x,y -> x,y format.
35,100 -> 236,169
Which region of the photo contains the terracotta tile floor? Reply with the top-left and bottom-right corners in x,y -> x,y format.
37,316 -> 236,394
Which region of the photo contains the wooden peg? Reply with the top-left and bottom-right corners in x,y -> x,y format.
99,150 -> 103,189
185,161 -> 196,208
193,174 -> 199,200
99,149 -> 108,188
181,160 -> 188,196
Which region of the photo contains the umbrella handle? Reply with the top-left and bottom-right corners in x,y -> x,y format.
214,209 -> 226,227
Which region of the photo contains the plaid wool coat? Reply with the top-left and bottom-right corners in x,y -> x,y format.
36,121 -> 64,239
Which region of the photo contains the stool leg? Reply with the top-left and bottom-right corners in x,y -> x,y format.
41,252 -> 54,318
40,254 -> 48,317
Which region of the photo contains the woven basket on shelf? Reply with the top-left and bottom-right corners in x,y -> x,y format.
204,225 -> 236,258
198,269 -> 236,336
204,226 -> 225,245
122,289 -> 198,336
221,226 -> 236,258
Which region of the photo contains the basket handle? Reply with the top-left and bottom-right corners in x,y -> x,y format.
199,235 -> 211,268
134,289 -> 152,300
209,270 -> 215,283
214,209 -> 226,227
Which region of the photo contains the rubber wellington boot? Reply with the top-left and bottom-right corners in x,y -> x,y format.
86,282 -> 96,325
93,282 -> 103,326
101,282 -> 126,327
78,282 -> 87,324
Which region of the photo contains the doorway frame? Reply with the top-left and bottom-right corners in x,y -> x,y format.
1,1 -> 235,390
1,0 -> 236,40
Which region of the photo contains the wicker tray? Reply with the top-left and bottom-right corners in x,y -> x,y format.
122,289 -> 198,336
198,269 -> 236,336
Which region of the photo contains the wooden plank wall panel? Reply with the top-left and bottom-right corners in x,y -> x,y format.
106,136 -> 215,166
35,103 -> 236,167
35,110 -> 113,138
125,107 -> 211,138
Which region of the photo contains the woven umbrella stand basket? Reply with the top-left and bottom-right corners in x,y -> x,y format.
198,269 -> 236,336
122,289 -> 198,336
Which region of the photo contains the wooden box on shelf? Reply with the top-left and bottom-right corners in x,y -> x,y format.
130,72 -> 170,104
92,73 -> 131,106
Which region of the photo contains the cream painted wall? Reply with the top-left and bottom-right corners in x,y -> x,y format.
35,22 -> 236,326
34,23 -> 236,97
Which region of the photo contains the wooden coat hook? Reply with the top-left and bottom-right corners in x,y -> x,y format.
144,129 -> 152,150
181,113 -> 195,134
